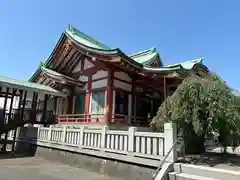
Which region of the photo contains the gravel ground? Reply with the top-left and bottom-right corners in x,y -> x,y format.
0,155 -> 122,180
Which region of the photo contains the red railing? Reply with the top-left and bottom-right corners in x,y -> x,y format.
57,114 -> 105,124
57,113 -> 151,127
112,114 -> 150,127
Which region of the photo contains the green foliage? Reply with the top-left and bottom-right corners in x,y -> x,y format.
151,73 -> 240,153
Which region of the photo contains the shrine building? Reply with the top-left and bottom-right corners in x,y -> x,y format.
29,25 -> 209,128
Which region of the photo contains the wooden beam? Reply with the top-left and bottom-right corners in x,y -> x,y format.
68,54 -> 83,74
50,35 -> 67,69
86,56 -> 106,69
72,56 -> 105,76
53,39 -> 70,69
55,45 -> 73,71
62,50 -> 79,73
68,39 -> 114,61
59,48 -> 75,72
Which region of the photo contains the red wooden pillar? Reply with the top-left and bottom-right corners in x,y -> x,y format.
67,88 -> 74,114
105,69 -> 113,124
42,94 -> 49,124
131,75 -> 136,123
164,76 -> 167,100
84,75 -> 92,121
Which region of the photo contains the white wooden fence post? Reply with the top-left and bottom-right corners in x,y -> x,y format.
164,123 -> 177,162
37,125 -> 44,140
79,126 -> 86,148
62,126 -> 67,144
100,126 -> 108,150
128,127 -> 137,154
47,125 -> 53,142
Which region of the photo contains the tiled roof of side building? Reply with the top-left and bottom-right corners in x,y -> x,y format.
0,75 -> 66,97
143,58 -> 207,72
129,47 -> 162,66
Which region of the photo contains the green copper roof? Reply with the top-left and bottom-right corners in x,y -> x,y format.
29,25 -> 208,82
65,25 -> 160,66
129,47 -> 162,66
40,65 -> 83,85
165,58 -> 204,70
0,75 -> 66,97
66,25 -> 112,50
143,58 -> 205,72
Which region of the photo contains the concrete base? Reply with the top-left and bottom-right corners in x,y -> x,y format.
173,163 -> 240,180
12,141 -> 155,180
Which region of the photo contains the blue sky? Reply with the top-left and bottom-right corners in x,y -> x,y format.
0,0 -> 239,90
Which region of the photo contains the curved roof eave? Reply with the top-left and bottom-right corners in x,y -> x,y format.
142,58 -> 206,74
129,47 -> 163,66
65,32 -> 144,69
143,65 -> 183,73
192,63 -> 209,73
142,53 -> 161,66
41,66 -> 83,86
29,34 -> 66,82
65,30 -> 120,55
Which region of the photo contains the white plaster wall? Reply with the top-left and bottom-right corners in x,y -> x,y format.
84,58 -> 94,70
92,70 -> 108,80
56,97 -> 68,115
114,72 -> 132,82
56,98 -> 62,115
37,93 -> 45,102
114,80 -> 132,92
26,91 -> 34,102
72,59 -> 82,73
92,79 -> 107,89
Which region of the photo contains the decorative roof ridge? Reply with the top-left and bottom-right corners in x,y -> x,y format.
40,61 -> 46,67
129,47 -> 157,58
66,24 -> 111,50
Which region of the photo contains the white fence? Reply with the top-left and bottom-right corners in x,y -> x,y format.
8,123 -> 177,162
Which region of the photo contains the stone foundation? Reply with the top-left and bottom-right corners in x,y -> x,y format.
13,141 -> 156,180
